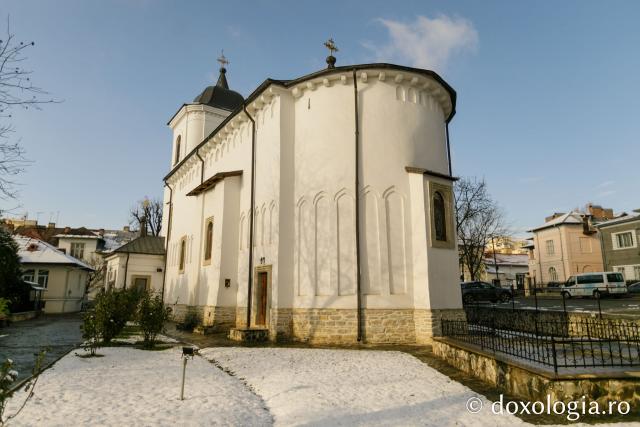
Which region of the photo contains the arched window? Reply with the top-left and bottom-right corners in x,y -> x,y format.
179,238 -> 186,272
174,135 -> 182,165
548,267 -> 558,282
204,220 -> 213,262
434,191 -> 447,242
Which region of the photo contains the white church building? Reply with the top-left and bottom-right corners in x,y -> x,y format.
161,52 -> 463,344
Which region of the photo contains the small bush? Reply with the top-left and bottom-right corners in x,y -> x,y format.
80,311 -> 101,356
136,290 -> 171,349
91,287 -> 143,344
177,310 -> 200,331
0,298 -> 9,318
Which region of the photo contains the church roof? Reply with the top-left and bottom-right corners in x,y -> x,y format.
191,67 -> 244,112
166,63 -> 457,181
109,235 -> 165,256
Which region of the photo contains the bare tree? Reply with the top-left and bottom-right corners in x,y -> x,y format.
455,177 -> 508,281
0,17 -> 56,203
129,197 -> 162,236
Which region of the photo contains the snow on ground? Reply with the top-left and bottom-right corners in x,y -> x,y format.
200,347 -> 526,426
6,346 -> 271,427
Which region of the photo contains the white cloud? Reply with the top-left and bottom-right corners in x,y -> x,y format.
594,180 -> 615,190
370,15 -> 478,72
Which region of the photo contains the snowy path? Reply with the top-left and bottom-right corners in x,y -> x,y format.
200,347 -> 526,426
7,347 -> 271,426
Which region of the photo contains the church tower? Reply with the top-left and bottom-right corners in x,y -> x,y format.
167,53 -> 243,168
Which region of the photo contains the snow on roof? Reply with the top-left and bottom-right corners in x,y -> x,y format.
528,211 -> 584,232
595,211 -> 640,228
54,234 -> 100,239
14,235 -> 94,270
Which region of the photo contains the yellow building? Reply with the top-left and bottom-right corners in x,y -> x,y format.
527,212 -> 604,285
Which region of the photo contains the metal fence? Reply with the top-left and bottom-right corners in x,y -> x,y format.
442,315 -> 640,373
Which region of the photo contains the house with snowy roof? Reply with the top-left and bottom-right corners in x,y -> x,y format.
160,51 -> 463,344
103,235 -> 165,292
526,210 -> 606,285
15,235 -> 94,313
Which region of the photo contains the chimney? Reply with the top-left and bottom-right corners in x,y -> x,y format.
123,225 -> 130,232
47,222 -> 56,229
140,216 -> 148,237
64,226 -> 71,234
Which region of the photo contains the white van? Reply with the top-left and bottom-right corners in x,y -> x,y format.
561,272 -> 627,298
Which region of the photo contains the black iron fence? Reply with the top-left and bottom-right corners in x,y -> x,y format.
442,315 -> 640,373
463,283 -> 633,318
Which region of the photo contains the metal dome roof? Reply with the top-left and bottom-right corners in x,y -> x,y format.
192,67 -> 244,111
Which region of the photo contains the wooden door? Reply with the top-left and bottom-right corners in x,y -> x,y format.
256,272 -> 268,326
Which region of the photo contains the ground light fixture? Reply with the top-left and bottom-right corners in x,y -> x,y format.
180,346 -> 196,400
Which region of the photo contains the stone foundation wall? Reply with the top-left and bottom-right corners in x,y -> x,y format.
433,338 -> 640,409
168,304 -> 236,331
269,308 -> 293,342
277,308 -> 465,345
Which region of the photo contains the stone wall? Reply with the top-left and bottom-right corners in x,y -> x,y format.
433,339 -> 640,410
277,308 -> 465,345
169,304 -> 236,331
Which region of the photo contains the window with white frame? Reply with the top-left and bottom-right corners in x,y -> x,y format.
36,270 -> 49,288
22,269 -> 35,282
548,267 -> 558,282
612,231 -> 636,250
70,242 -> 85,259
545,240 -> 555,255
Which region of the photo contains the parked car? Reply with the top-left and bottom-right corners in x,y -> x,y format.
628,282 -> 640,294
560,272 -> 627,299
460,281 -> 512,304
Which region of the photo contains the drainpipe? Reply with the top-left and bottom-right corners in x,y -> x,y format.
445,122 -> 452,176
123,252 -> 130,289
243,105 -> 257,329
353,69 -> 363,342
161,182 -> 173,302
195,150 -> 206,304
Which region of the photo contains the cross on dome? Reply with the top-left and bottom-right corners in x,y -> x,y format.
324,38 -> 338,69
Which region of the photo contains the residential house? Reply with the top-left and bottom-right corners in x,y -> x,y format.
483,253 -> 529,289
595,210 -> 640,282
527,211 -> 606,285
15,235 -> 93,313
104,235 -> 165,292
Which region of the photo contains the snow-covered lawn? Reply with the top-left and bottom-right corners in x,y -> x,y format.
6,346 -> 271,426
200,347 -> 525,426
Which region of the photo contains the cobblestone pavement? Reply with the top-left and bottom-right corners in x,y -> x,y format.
0,314 -> 83,382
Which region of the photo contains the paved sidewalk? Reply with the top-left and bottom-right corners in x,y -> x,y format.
0,313 -> 83,382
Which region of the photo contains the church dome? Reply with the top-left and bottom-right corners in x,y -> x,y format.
193,67 -> 244,111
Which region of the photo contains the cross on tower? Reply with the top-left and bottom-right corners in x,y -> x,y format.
323,38 -> 339,56
217,50 -> 230,69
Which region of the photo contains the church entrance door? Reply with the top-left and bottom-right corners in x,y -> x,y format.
256,272 -> 268,326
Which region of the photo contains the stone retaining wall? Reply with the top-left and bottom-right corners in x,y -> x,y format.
433,338 -> 640,409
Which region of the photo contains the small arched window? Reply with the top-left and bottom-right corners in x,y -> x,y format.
204,220 -> 213,262
434,191 -> 447,242
174,135 -> 182,165
179,238 -> 186,272
548,267 -> 558,282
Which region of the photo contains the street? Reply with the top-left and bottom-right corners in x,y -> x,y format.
479,295 -> 640,317
0,314 -> 83,382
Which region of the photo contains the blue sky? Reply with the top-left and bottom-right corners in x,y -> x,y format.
2,0 -> 639,234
